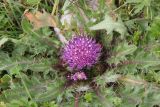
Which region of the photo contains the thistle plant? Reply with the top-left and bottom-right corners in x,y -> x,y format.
61,35 -> 102,70
1,0 -> 160,107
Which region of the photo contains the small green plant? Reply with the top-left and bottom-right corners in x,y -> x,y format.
0,0 -> 160,107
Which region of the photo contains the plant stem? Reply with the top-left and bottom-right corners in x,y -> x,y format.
74,92 -> 79,107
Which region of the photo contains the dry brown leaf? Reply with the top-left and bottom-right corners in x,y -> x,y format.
24,10 -> 57,30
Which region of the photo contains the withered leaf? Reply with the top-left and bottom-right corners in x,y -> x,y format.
24,10 -> 57,30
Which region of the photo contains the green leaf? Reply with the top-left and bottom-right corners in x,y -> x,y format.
119,75 -> 160,107
6,98 -> 38,107
0,51 -> 52,73
62,0 -> 71,11
34,83 -> 63,103
25,0 -> 40,5
1,74 -> 11,83
134,51 -> 160,69
148,17 -> 160,39
96,70 -> 121,86
10,66 -> 22,75
90,14 -> 126,37
21,19 -> 33,33
0,74 -> 11,89
108,42 -> 137,64
126,0 -> 151,15
0,38 -> 8,47
84,93 -> 93,102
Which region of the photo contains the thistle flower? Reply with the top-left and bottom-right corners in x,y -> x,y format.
62,35 -> 101,69
70,71 -> 87,81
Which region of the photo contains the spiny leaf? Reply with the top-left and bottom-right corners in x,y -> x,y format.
134,51 -> 160,69
108,42 -> 137,64
96,70 -> 121,85
126,0 -> 151,15
35,83 -> 63,103
0,52 -> 52,73
119,75 -> 160,107
90,14 -> 126,37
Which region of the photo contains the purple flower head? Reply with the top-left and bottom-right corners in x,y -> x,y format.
62,35 -> 102,69
71,71 -> 87,81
